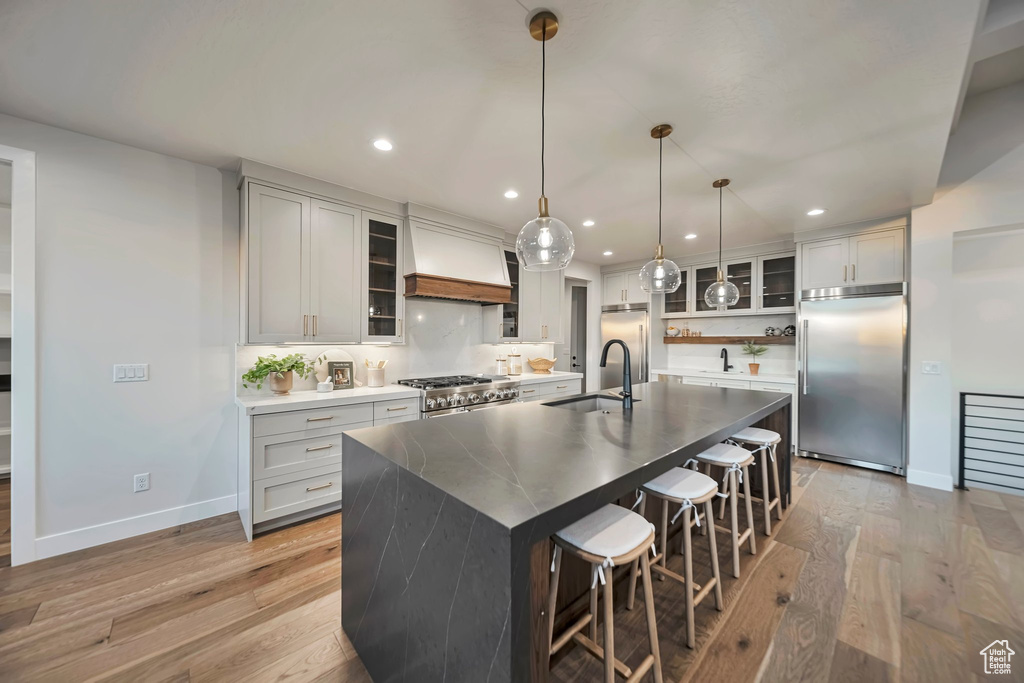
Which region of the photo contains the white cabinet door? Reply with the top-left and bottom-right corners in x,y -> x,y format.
756,252 -> 796,313
624,271 -> 647,304
603,273 -> 625,304
309,199 -> 361,343
361,212 -> 405,343
715,379 -> 751,389
540,269 -> 564,343
247,184 -> 310,343
850,228 -> 904,285
800,238 -> 849,290
519,267 -> 544,341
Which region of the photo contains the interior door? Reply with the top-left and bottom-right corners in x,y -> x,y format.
850,229 -> 904,285
309,199 -> 361,343
799,295 -> 905,470
247,184 -> 310,343
801,238 -> 849,289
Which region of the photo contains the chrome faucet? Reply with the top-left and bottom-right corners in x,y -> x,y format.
721,348 -> 734,372
600,339 -> 633,409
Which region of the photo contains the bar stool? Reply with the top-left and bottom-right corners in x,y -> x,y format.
627,466 -> 724,649
729,427 -> 783,535
696,443 -> 756,578
548,504 -> 663,683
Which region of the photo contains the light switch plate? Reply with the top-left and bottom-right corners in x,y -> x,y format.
921,361 -> 942,375
114,364 -> 149,382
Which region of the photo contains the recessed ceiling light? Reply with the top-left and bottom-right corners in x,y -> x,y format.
373,139 -> 393,151
684,233 -> 697,239
806,208 -> 826,216
504,189 -> 519,199
603,250 -> 614,256
582,219 -> 595,227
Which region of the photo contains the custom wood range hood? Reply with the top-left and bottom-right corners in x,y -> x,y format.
402,203 -> 513,304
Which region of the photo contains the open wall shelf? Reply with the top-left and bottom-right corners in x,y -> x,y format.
663,335 -> 795,345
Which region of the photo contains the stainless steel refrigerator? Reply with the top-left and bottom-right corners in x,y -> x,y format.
600,304 -> 648,390
798,283 -> 907,474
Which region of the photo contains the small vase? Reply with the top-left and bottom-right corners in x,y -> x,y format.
269,371 -> 294,395
748,363 -> 760,376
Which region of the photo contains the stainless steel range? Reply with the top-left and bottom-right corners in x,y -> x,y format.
396,375 -> 521,418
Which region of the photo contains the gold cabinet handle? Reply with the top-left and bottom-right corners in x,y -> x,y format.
522,389 -> 535,394
306,482 -> 334,492
305,444 -> 334,452
851,264 -> 856,281
556,385 -> 568,389
303,314 -> 309,336
386,406 -> 407,412
398,318 -> 403,337
313,314 -> 318,336
843,265 -> 848,282
306,416 -> 333,423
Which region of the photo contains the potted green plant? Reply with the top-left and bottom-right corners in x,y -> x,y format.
741,341 -> 768,376
242,353 -> 314,395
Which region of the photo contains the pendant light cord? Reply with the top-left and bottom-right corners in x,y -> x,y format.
540,20 -> 547,198
718,184 -> 723,271
658,137 -> 663,244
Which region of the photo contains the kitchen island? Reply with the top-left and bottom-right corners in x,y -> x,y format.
341,381 -> 790,682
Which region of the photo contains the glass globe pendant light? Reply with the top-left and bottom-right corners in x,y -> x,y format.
704,178 -> 740,310
516,11 -> 574,271
639,124 -> 682,293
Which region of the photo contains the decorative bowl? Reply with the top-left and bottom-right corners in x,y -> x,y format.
527,358 -> 557,374
666,327 -> 682,337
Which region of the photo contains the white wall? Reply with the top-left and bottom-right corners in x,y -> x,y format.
908,81 -> 1024,490
0,113 -> 239,558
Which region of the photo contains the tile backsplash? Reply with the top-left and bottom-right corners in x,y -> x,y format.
236,298 -> 556,395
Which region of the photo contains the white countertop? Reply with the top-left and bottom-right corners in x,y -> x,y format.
651,367 -> 796,385
515,370 -> 584,385
236,384 -> 423,415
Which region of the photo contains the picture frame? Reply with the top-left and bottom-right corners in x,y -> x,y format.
327,361 -> 355,390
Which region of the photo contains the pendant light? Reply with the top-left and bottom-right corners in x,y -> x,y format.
516,10 -> 574,271
704,178 -> 740,310
639,125 -> 682,293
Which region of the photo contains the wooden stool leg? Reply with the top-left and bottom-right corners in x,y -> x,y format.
602,571 -> 615,683
718,466 -> 729,520
704,499 -> 724,610
729,470 -> 740,578
771,444 -> 783,521
627,558 -> 639,611
547,546 -> 562,650
742,466 -> 757,555
683,506 -> 695,649
760,453 -> 772,536
590,578 -> 599,642
640,552 -> 664,683
659,497 -> 668,581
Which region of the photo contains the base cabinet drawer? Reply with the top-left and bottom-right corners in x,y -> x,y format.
749,381 -> 793,393
682,377 -> 715,387
253,464 -> 341,523
253,403 -> 373,438
253,422 -> 372,481
374,411 -> 421,426
373,397 -> 420,421
715,379 -> 751,390
520,378 -> 583,401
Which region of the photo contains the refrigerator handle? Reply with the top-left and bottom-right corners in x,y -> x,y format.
801,319 -> 809,395
638,324 -> 646,382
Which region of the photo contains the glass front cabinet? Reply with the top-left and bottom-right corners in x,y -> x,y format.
482,249 -> 521,343
361,212 -> 405,343
757,252 -> 796,313
659,251 -> 795,317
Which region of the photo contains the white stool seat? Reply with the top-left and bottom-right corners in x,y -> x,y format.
695,442 -> 753,465
642,468 -> 717,501
555,504 -> 653,559
731,427 -> 781,445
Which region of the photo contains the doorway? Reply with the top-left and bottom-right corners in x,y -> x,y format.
568,284 -> 587,385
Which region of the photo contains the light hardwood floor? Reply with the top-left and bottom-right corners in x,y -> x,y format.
0,462 -> 1022,681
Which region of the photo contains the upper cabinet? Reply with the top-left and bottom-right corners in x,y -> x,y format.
603,271 -> 647,305
757,253 -> 796,313
482,250 -> 522,343
661,268 -> 690,316
693,258 -> 755,316
658,250 -> 795,318
242,179 -> 406,344
361,213 -> 405,343
799,228 -> 904,290
520,267 -> 564,343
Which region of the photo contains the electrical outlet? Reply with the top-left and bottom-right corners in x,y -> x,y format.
921,361 -> 942,375
133,473 -> 150,493
114,364 -> 149,382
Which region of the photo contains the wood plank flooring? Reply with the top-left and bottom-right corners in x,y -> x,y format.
1,464 -> 1023,681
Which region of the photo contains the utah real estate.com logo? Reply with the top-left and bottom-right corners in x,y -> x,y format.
980,639 -> 1015,675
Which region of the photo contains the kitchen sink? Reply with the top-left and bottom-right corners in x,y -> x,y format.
543,394 -> 638,413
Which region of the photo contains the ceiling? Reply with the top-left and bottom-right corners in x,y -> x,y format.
0,0 -> 982,264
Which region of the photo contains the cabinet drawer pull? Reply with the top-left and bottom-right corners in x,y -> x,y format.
303,314 -> 309,336
522,389 -> 535,394
398,318 -> 403,336
306,482 -> 334,492
851,264 -> 856,281
556,385 -> 568,389
313,314 -> 318,336
305,444 -> 334,452
843,265 -> 848,282
306,416 -> 333,423
386,406 -> 408,412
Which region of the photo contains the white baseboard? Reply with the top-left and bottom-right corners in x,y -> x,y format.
34,494 -> 237,560
906,468 -> 954,491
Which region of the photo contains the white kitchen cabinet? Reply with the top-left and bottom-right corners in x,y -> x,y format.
244,181 -> 364,344
849,229 -> 904,285
310,199 -> 361,343
755,252 -> 796,313
692,258 -> 755,316
681,376 -> 750,389
603,271 -> 647,305
482,249 -> 522,343
518,377 -> 583,402
660,267 -> 692,318
520,268 -> 564,343
247,184 -> 310,343
361,212 -> 406,343
800,229 -> 904,290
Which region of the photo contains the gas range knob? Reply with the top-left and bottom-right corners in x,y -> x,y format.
468,393 -> 481,404
426,398 -> 437,410
509,387 -> 519,397
483,390 -> 497,401
451,394 -> 465,406
497,389 -> 509,399
436,397 -> 448,408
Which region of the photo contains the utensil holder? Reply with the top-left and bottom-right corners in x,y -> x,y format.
367,367 -> 385,387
